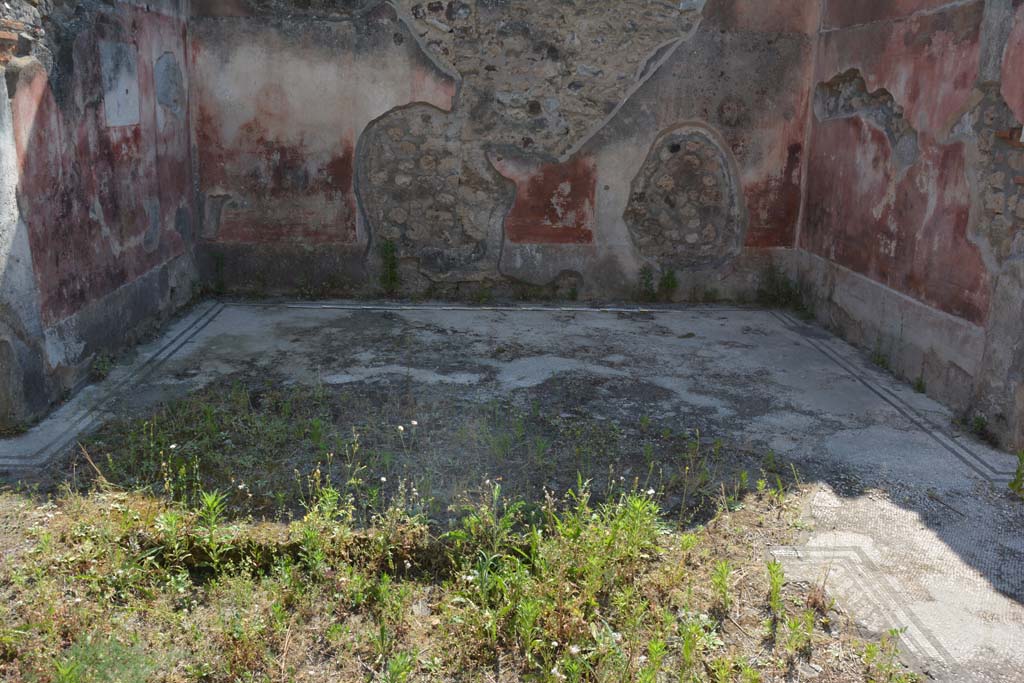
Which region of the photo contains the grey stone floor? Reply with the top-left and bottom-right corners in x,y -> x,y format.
2,301 -> 1022,681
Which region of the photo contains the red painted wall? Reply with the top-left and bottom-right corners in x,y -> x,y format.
11,5 -> 191,325
189,11 -> 457,250
491,155 -> 597,245
801,0 -> 992,325
708,0 -> 819,251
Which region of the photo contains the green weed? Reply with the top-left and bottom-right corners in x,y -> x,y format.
638,266 -> 656,302
711,559 -> 733,613
657,269 -> 678,302
757,265 -> 809,317
863,628 -> 920,683
767,560 -> 785,618
90,354 -> 114,382
1010,451 -> 1024,499
379,239 -> 400,295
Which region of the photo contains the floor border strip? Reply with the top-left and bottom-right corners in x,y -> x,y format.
769,311 -> 1013,483
1,303 -> 226,469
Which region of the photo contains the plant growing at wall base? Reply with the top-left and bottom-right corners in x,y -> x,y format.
472,286 -> 494,305
960,413 -> 999,447
0,422 -> 28,438
972,415 -> 989,438
637,266 -> 657,302
1010,451 -> 1024,499
657,269 -> 678,302
90,354 -> 114,382
379,239 -> 400,295
870,346 -> 890,372
756,265 -> 808,316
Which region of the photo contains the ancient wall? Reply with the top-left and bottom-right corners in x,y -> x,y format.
487,1 -> 817,298
192,0 -> 818,299
794,0 -> 1024,445
0,0 -> 197,432
189,0 -> 459,293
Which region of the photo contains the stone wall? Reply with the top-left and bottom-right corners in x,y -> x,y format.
489,2 -> 816,298
0,0 -> 197,432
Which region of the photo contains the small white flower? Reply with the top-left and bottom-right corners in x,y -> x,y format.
569,645 -> 581,656
612,631 -> 622,643
169,444 -> 178,450
404,560 -> 412,569
380,477 -> 387,483
411,420 -> 419,427
647,488 -> 656,496
397,425 -> 405,432
551,641 -> 559,648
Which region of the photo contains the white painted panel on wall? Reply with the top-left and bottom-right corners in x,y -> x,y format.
99,41 -> 141,127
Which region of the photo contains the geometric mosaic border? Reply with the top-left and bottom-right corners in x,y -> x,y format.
769,544 -> 955,674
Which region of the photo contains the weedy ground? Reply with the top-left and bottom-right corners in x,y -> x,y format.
0,375 -> 920,682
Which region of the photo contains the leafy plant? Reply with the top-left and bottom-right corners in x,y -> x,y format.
53,636 -> 155,683
710,656 -> 734,683
971,413 -> 1001,446
154,509 -> 190,569
711,560 -> 733,612
783,610 -> 815,658
382,651 -> 416,683
54,661 -> 82,683
656,269 -> 678,302
863,628 -> 920,683
197,489 -> 230,570
767,560 -> 785,618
